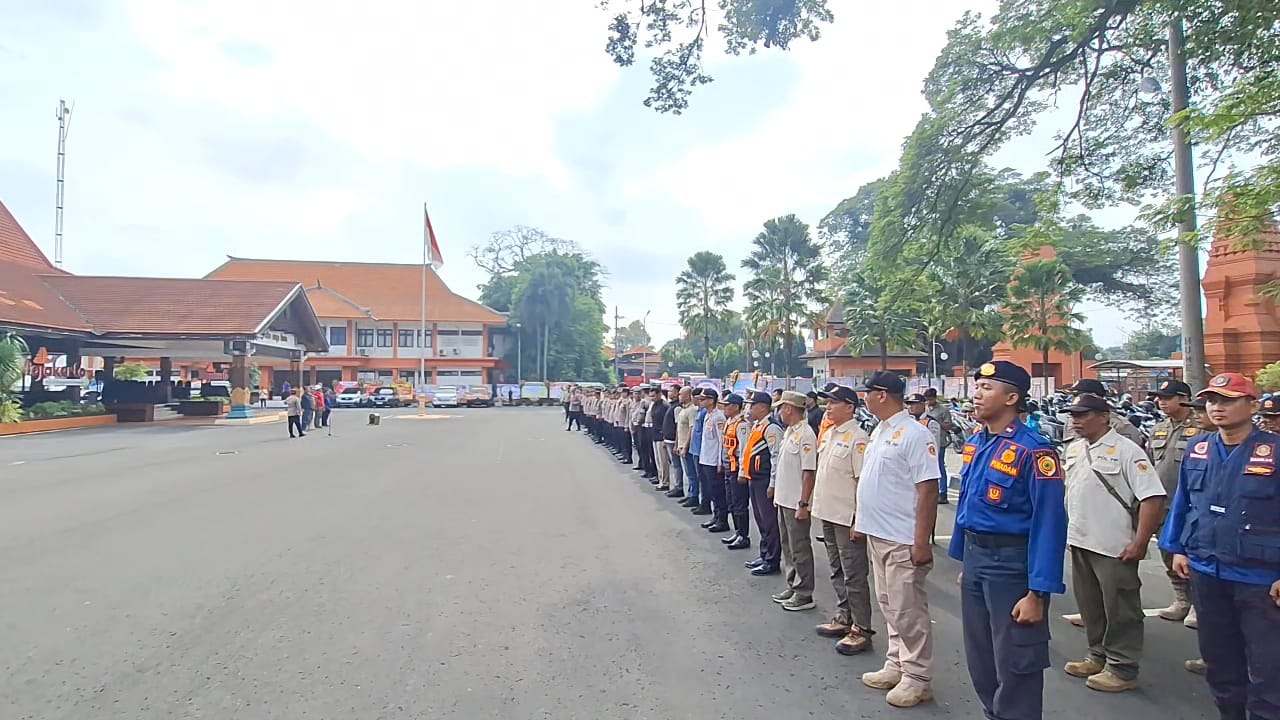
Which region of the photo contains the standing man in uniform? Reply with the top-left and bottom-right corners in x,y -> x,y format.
1160,373 -> 1280,720
1259,396 -> 1280,433
1148,380 -> 1200,625
811,384 -> 875,655
925,388 -> 954,503
909,392 -> 946,503
769,391 -> 820,612
650,386 -> 670,490
674,386 -> 695,501
742,391 -> 784,576
1060,393 -> 1166,692
698,389 -> 730,531
855,372 -> 941,708
1063,379 -> 1147,451
683,390 -> 708,512
806,391 -> 824,435
951,361 -> 1068,720
720,393 -> 752,550
664,386 -> 686,499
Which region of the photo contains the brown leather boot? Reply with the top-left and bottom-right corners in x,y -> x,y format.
815,617 -> 851,638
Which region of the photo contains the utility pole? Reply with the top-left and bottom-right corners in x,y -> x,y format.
1169,17 -> 1207,391
613,306 -> 621,382
54,100 -> 73,268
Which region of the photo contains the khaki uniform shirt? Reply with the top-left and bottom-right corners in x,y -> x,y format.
811,419 -> 871,527
774,422 -> 818,510
1063,429 -> 1165,557
1063,411 -> 1147,451
1150,415 -> 1197,496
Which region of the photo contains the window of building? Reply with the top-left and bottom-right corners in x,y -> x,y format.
398,329 -> 415,348
418,330 -> 433,346
329,325 -> 347,347
460,330 -> 483,337
356,328 -> 374,348
377,329 -> 393,347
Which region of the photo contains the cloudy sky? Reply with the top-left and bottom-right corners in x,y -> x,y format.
0,0 -> 1138,349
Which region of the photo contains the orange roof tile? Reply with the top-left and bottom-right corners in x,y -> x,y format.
37,275 -> 305,336
0,200 -> 61,272
206,257 -> 506,325
305,287 -> 370,319
0,262 -> 89,331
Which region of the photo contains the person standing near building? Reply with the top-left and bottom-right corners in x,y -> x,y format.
742,391 -> 784,576
1060,393 -> 1166,692
950,361 -> 1067,720
1160,373 -> 1280,720
854,372 -> 940,708
698,390 -> 730,530
720,393 -> 752,550
300,385 -> 315,431
1147,380 -> 1199,625
286,388 -> 304,438
924,388 -> 953,503
768,391 -> 819,612
810,384 -> 874,655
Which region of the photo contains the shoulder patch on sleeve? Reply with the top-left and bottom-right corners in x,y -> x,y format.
1033,449 -> 1063,481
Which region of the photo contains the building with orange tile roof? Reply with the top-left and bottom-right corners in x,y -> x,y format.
206,257 -> 509,388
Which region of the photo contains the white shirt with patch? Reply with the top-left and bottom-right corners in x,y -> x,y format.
1064,429 -> 1166,558
854,409 -> 941,544
774,422 -> 818,510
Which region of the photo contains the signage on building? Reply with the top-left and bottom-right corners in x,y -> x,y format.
255,331 -> 300,350
26,348 -> 87,381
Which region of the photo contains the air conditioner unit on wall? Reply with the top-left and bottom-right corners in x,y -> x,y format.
357,349 -> 369,357
452,348 -> 461,356
438,349 -> 447,357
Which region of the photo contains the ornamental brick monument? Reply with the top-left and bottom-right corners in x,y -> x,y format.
1201,218 -> 1280,377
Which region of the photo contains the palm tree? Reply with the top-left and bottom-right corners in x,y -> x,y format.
675,251 -> 735,376
1003,258 -> 1089,396
0,332 -> 29,423
841,270 -> 924,371
932,232 -> 1014,393
742,215 -> 829,387
514,253 -> 577,381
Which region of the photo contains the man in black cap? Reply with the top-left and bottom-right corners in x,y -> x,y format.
924,388 -> 954,500
720,393 -> 753,549
741,390 -> 784,575
1063,379 -> 1146,449
950,361 -> 1067,720
1147,379 -> 1198,623
1259,396 -> 1280,433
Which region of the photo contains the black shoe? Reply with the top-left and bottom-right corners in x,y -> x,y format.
690,507 -> 712,516
938,496 -> 950,505
814,536 -> 825,543
665,489 -> 684,498
700,519 -> 717,529
721,533 -> 741,545
745,558 -> 765,569
751,563 -> 780,576
727,536 -> 752,550
706,522 -> 731,533
679,497 -> 699,507
648,478 -> 659,485
643,473 -> 657,480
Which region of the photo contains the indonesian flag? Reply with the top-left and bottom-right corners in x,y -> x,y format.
424,203 -> 444,270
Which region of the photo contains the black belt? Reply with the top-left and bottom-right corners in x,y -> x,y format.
965,530 -> 1029,549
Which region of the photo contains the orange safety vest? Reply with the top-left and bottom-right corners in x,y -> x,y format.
724,414 -> 745,473
742,417 -> 780,481
817,414 -> 835,450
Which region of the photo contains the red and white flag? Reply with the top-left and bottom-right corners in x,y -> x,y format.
424,203 -> 444,270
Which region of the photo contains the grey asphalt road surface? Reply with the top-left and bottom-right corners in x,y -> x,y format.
0,409 -> 1214,719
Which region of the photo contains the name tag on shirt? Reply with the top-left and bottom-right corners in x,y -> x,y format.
1210,505 -> 1226,514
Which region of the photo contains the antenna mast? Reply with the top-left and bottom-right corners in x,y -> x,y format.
54,100 -> 73,268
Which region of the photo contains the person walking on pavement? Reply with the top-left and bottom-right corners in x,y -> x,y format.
1060,393 -> 1167,693
1160,373 -> 1280,720
286,388 -> 304,438
950,361 -> 1068,720
854,372 -> 941,708
742,391 -> 784,576
1147,380 -> 1200,626
697,390 -> 730,529
810,384 -> 875,655
769,391 -> 820,612
720,393 -> 753,550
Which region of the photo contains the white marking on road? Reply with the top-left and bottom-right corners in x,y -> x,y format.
9,460 -> 24,465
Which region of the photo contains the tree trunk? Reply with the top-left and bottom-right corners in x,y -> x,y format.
542,321 -> 550,382
1042,344 -> 1051,399
782,320 -> 792,389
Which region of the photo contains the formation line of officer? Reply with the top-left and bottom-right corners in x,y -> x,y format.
568,364 -> 1279,720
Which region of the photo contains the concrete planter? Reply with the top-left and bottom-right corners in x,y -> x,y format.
177,401 -> 229,417
0,414 -> 117,436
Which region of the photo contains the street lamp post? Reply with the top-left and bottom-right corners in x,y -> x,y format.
931,341 -> 944,384
641,310 -> 651,381
513,322 -> 522,385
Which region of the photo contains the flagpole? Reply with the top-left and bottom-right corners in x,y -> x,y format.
419,202 -> 428,390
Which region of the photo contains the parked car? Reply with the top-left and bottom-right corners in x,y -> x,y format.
432,386 -> 460,408
336,388 -> 366,408
370,387 -> 401,408
463,386 -> 494,408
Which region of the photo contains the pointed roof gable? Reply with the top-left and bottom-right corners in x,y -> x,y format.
206,257 -> 506,324
0,200 -> 60,272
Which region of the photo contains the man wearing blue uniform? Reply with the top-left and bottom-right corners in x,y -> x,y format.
950,361 -> 1067,720
1160,372 -> 1280,720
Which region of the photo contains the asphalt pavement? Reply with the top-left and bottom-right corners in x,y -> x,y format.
0,408 -> 1215,719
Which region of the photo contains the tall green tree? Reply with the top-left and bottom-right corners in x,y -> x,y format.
675,251 -> 736,377
610,319 -> 652,352
930,230 -> 1015,390
1003,258 -> 1089,396
1123,322 -> 1182,360
742,214 -> 829,386
601,0 -> 834,113
840,270 -> 925,371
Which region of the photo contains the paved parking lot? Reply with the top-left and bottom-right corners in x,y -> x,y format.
0,408 -> 1213,719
